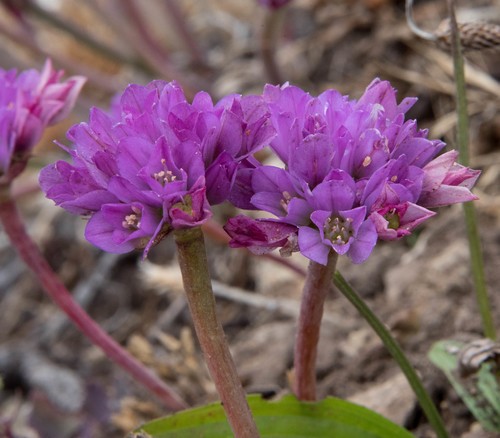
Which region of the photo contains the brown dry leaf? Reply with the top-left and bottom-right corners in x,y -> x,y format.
127,334 -> 155,366
111,397 -> 162,433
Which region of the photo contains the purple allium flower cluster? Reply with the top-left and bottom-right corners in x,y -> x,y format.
38,76 -> 479,264
0,60 -> 85,183
39,81 -> 274,255
224,79 -> 480,265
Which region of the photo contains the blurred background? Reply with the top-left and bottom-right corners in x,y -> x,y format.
0,1 -> 499,437
1,0 -> 499,151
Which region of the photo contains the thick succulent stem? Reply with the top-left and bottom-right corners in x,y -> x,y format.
293,252 -> 338,401
174,227 -> 260,438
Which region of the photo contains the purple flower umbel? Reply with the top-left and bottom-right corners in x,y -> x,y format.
0,60 -> 85,183
40,81 -> 274,255
225,79 -> 480,265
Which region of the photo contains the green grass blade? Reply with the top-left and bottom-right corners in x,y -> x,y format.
429,340 -> 500,432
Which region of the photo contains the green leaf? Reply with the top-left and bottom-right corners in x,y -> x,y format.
428,340 -> 500,432
131,394 -> 414,438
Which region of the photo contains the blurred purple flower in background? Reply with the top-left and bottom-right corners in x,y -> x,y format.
258,0 -> 292,10
225,79 -> 480,265
40,81 -> 274,255
0,59 -> 85,183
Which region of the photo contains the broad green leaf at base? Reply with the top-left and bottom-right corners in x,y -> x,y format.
131,394 -> 414,437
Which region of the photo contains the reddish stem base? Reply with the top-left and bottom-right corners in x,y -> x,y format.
0,189 -> 187,411
175,228 -> 260,438
293,252 -> 338,401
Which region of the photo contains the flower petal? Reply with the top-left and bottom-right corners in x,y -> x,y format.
224,215 -> 298,254
297,226 -> 331,265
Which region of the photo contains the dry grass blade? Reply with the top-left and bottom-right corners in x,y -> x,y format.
409,42 -> 500,99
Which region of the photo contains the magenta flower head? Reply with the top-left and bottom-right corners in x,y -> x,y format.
0,59 -> 85,183
39,81 -> 274,256
225,79 -> 480,265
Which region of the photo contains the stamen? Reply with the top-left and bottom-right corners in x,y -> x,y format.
122,211 -> 141,230
384,208 -> 401,230
314,114 -> 322,130
362,156 -> 372,167
324,215 -> 354,245
153,158 -> 177,185
280,191 -> 292,212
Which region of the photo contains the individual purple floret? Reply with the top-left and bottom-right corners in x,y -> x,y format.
40,81 -> 274,255
225,79 -> 480,265
0,59 -> 85,183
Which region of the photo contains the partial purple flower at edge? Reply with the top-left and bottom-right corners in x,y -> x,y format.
0,59 -> 85,183
419,150 -> 480,208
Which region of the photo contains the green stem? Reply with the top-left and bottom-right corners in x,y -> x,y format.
333,271 -> 449,438
174,228 -> 260,438
462,202 -> 495,339
0,185 -> 187,411
446,0 -> 496,340
294,252 -> 338,401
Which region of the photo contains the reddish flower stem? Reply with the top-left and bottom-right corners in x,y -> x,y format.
121,0 -> 172,63
0,187 -> 188,411
119,0 -> 208,98
174,227 -> 260,438
260,7 -> 286,84
293,252 -> 338,401
161,0 -> 208,69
